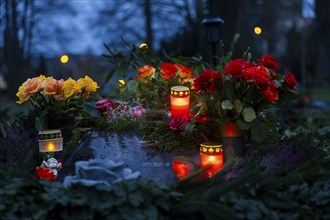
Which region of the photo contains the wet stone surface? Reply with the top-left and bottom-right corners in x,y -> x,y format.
71,131 -> 199,185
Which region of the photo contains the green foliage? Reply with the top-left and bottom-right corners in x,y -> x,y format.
103,39 -> 210,109
1,114 -> 330,219
0,176 -> 181,219
171,134 -> 330,219
138,110 -> 208,152
103,38 -> 161,83
216,33 -> 241,71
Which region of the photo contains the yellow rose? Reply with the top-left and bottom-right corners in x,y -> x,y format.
16,85 -> 30,104
39,75 -> 48,81
77,76 -> 99,93
63,78 -> 81,98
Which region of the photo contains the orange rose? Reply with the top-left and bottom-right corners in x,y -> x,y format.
24,77 -> 44,95
176,64 -> 192,79
135,75 -> 148,82
160,62 -> 177,80
137,65 -> 155,79
44,78 -> 65,100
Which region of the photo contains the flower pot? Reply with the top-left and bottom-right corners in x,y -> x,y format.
46,117 -> 75,141
218,122 -> 245,161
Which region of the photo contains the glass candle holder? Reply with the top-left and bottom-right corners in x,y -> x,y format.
170,86 -> 190,117
200,142 -> 224,177
38,130 -> 63,152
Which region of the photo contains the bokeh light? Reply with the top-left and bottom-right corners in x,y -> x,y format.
139,43 -> 148,48
254,27 -> 262,35
60,55 -> 69,63
118,79 -> 126,87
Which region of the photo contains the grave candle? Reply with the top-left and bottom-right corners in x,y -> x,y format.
170,86 -> 190,117
219,121 -> 244,137
38,130 -> 63,152
200,142 -> 224,177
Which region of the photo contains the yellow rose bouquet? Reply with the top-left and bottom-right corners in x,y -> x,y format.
16,75 -> 99,129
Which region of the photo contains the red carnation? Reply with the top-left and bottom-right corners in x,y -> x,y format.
35,167 -> 56,181
192,69 -> 221,93
160,62 -> 177,80
257,54 -> 280,70
283,72 -> 296,89
262,81 -> 279,103
242,66 -> 271,85
224,59 -> 254,77
170,114 -> 188,131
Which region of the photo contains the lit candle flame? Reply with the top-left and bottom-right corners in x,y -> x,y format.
46,142 -> 56,151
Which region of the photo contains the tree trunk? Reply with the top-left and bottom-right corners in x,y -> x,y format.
3,0 -> 27,98
315,0 -> 330,86
144,0 -> 153,50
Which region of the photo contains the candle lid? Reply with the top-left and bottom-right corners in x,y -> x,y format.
38,130 -> 62,140
171,86 -> 190,97
200,142 -> 223,154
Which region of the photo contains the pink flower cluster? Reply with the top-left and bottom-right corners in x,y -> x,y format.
96,99 -> 145,118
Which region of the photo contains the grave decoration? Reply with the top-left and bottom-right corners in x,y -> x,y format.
2,37 -> 330,219
199,142 -> 224,177
16,75 -> 99,130
63,159 -> 140,188
102,36 -> 298,155
170,86 -> 190,117
95,99 -> 145,131
192,53 -> 298,144
38,130 -> 63,153
35,158 -> 62,181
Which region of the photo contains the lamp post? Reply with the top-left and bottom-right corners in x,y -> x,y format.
202,17 -> 224,66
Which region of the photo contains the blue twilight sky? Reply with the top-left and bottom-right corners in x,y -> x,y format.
31,0 -> 188,57
1,0 -> 315,57
41,0 -> 316,56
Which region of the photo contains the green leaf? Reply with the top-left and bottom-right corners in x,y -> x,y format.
214,100 -> 222,116
35,116 -> 45,131
222,81 -> 235,101
251,119 -> 270,143
117,62 -> 129,77
221,100 -> 233,110
103,43 -> 113,55
114,119 -> 132,131
128,193 -> 144,207
105,69 -> 115,83
245,84 -> 259,102
236,118 -> 250,130
242,107 -> 256,122
233,99 -> 243,113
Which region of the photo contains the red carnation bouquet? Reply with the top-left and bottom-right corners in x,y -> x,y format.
193,53 -> 298,142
